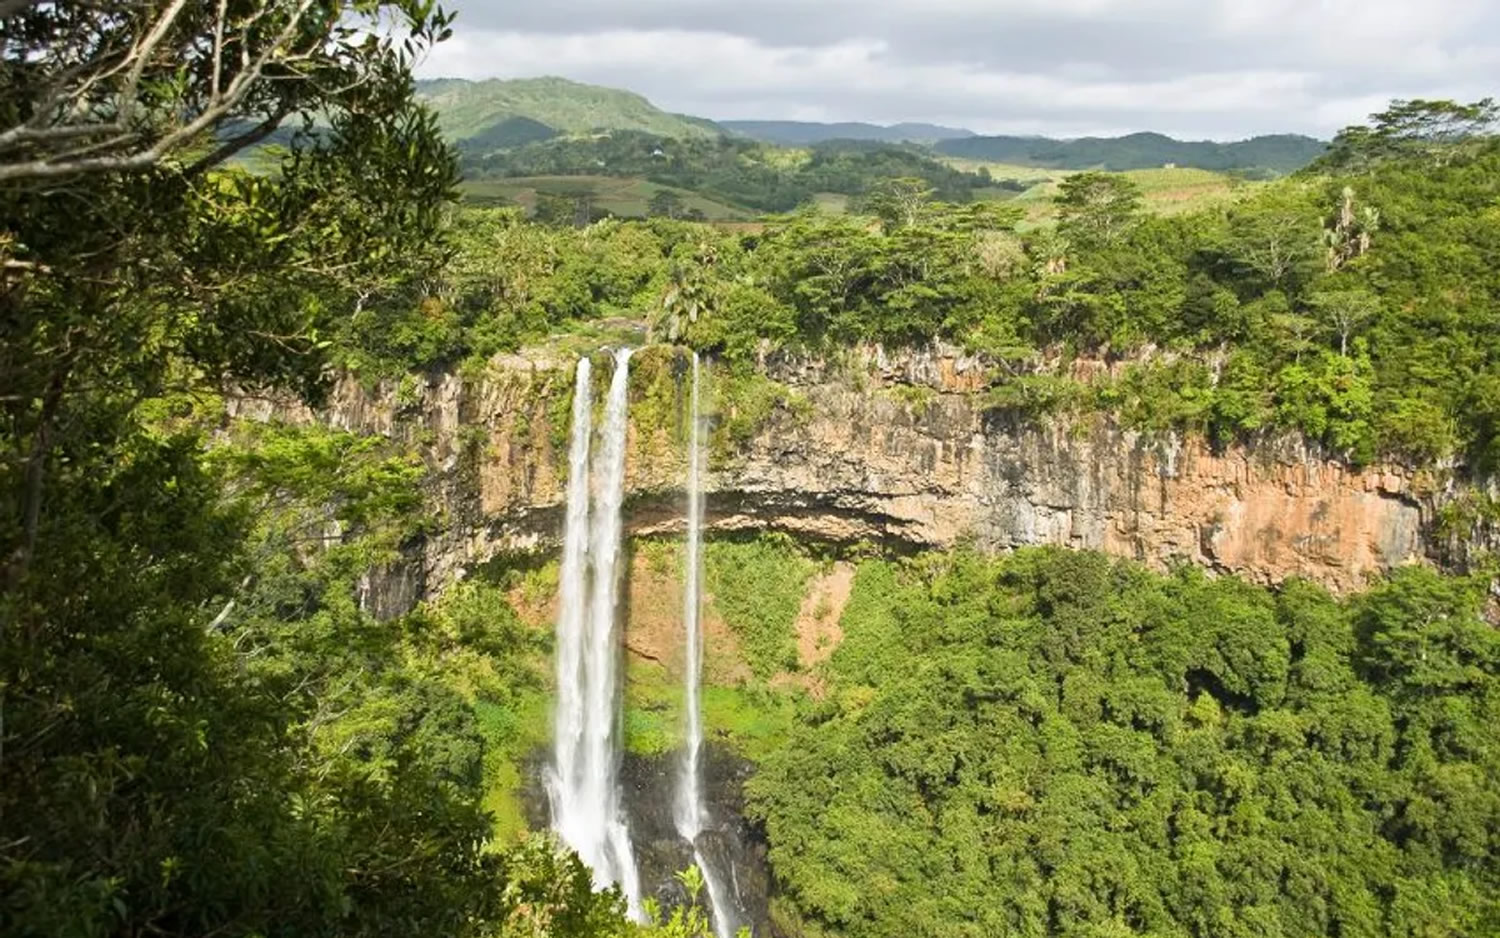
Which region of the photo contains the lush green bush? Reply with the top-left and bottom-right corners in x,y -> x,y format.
704,535 -> 815,679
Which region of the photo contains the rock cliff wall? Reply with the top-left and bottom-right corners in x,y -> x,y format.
227,343 -> 1497,613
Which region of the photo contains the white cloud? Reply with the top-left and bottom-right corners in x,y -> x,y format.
418,0 -> 1500,138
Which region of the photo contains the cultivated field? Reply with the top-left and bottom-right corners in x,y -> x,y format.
459,174 -> 752,220
945,158 -> 1265,226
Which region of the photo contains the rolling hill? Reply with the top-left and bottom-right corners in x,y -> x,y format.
412,76 -> 1327,177
414,76 -> 722,152
935,131 -> 1326,175
403,76 -> 1330,218
721,120 -> 974,145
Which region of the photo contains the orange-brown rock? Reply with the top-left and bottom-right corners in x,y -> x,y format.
228,342 -> 1495,610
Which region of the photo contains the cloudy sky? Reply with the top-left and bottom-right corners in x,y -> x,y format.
415,1 -> 1499,140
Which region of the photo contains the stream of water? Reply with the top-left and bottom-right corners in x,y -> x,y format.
674,353 -> 743,938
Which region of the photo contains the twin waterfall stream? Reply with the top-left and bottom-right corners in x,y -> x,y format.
546,350 -> 742,938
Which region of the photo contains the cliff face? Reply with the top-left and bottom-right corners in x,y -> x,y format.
228,343 -> 1496,611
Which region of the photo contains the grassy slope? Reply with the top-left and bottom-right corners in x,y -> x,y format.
948,157 -> 1264,226
417,76 -> 722,143
459,175 -> 753,221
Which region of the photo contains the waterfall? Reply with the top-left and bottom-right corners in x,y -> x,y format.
674,352 -> 706,842
547,349 -> 643,920
674,353 -> 743,938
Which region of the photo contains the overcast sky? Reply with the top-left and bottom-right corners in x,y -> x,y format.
415,1 -> 1499,140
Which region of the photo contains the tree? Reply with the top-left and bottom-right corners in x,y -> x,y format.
1225,189 -> 1323,289
0,0 -> 454,181
1308,288 -> 1380,356
0,2 -> 525,934
1316,98 -> 1499,171
654,241 -> 720,343
861,176 -> 935,230
2,0 -> 460,583
931,200 -> 1023,234
648,188 -> 687,219
1323,185 -> 1380,271
534,184 -> 600,227
1271,309 -> 1320,363
1054,171 -> 1143,250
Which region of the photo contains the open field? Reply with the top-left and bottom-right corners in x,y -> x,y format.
1122,166 -> 1266,215
810,191 -> 851,214
944,157 -> 1059,187
459,174 -> 752,221
944,157 -> 1265,226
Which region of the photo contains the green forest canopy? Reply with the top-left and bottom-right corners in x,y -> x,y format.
460,131 -> 1006,214
747,548 -> 1500,938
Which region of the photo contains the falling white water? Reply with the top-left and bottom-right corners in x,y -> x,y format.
674,352 -> 706,841
674,354 -> 743,938
549,357 -> 592,862
547,350 -> 643,919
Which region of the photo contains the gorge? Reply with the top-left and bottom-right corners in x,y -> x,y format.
226,338 -> 1499,935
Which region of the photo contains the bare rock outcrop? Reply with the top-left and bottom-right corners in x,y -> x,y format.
229,343 -> 1496,612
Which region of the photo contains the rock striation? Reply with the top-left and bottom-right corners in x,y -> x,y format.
227,343 -> 1497,615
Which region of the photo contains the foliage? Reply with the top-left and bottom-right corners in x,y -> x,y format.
0,6 -> 648,937
1315,98 -> 1500,172
707,366 -> 812,453
747,549 -> 1500,938
641,865 -> 744,938
0,0 -> 455,181
1055,172 -> 1144,249
392,103 -> 1500,470
704,536 -> 815,679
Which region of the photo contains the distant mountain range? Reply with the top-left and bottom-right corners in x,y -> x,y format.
936,132 -> 1327,174
414,76 -> 1327,176
720,120 -> 974,145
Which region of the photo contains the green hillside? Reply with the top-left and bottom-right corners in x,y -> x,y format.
722,119 -> 974,145
412,77 -> 1318,219
460,131 -> 1002,215
936,131 -> 1327,175
415,76 -> 722,151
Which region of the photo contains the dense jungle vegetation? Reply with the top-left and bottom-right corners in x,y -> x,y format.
2,2 -> 1497,937
747,547 -> 1500,938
